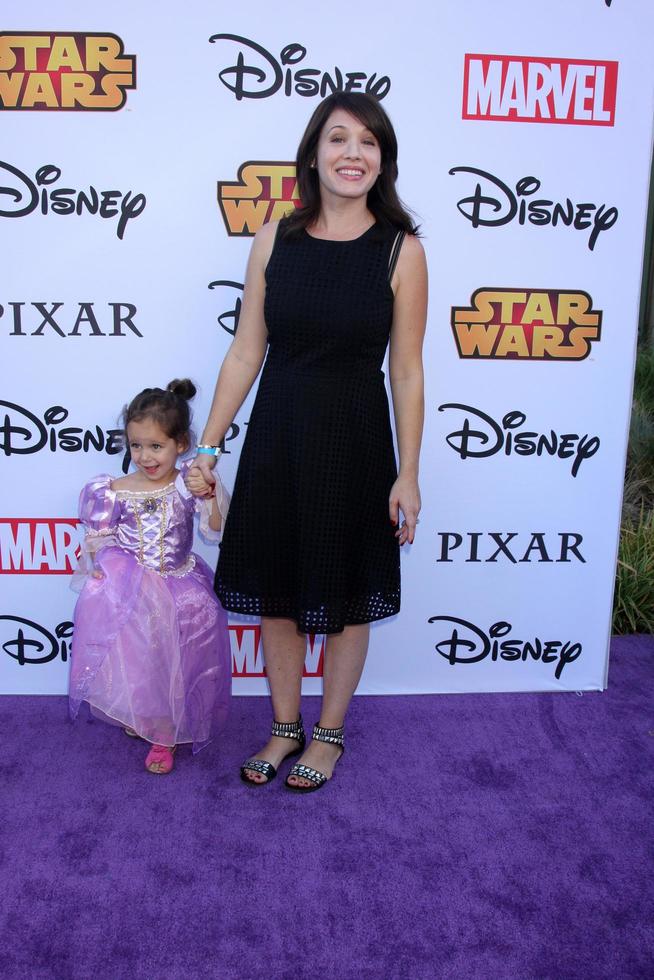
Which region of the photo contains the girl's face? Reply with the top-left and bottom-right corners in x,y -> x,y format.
314,109 -> 382,206
127,417 -> 185,487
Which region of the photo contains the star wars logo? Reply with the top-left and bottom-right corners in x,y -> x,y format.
451,289 -> 601,360
0,32 -> 136,110
463,54 -> 618,126
218,162 -> 300,236
0,519 -> 83,573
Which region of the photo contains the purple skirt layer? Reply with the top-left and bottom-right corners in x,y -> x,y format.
69,547 -> 231,752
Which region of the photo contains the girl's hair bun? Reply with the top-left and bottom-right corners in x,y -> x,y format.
167,378 -> 197,401
124,380 -> 197,447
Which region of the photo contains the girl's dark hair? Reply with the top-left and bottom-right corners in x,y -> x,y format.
123,379 -> 196,448
281,92 -> 419,238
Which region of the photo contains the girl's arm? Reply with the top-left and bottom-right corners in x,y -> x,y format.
388,234 -> 428,545
208,495 -> 223,532
74,476 -> 120,583
194,220 -> 278,482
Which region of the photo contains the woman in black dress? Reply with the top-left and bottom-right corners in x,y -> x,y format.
190,92 -> 427,792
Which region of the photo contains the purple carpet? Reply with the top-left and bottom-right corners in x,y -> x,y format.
1,635 -> 653,980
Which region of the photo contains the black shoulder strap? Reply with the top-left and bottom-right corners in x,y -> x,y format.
388,230 -> 406,282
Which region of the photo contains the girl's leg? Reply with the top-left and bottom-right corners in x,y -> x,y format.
242,616 -> 307,783
286,622 -> 369,788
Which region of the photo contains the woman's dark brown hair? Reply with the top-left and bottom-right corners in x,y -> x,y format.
281,92 -> 419,237
123,379 -> 196,450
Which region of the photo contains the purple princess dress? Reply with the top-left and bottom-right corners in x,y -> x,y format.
69,467 -> 231,752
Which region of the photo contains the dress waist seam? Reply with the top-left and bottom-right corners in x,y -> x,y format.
111,544 -> 196,578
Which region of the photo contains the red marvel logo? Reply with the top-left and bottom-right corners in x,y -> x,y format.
230,624 -> 324,677
0,518 -> 83,573
463,54 -> 618,126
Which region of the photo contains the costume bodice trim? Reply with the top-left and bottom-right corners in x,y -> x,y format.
114,479 -> 177,500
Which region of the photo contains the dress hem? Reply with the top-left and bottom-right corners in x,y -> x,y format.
81,699 -> 211,751
215,597 -> 400,636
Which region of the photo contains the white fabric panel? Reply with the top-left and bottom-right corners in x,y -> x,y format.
1,0 -> 653,695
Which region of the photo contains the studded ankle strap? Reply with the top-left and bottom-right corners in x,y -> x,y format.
271,715 -> 305,742
312,724 -> 345,749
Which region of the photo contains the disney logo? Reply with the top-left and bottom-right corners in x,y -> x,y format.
428,616 -> 581,680
0,615 -> 72,665
438,403 -> 600,477
449,167 -> 618,251
0,401 -> 127,468
208,280 -> 243,336
209,34 -> 390,101
0,161 -> 146,240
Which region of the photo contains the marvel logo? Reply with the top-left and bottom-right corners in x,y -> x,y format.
230,624 -> 324,677
0,519 -> 83,573
463,54 -> 618,126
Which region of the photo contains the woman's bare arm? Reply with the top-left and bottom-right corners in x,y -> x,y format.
388,234 -> 428,544
194,220 -> 278,481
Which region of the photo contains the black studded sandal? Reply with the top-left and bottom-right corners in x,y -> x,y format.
285,723 -> 345,793
240,715 -> 306,786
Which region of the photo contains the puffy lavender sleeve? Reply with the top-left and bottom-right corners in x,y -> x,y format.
79,475 -> 120,533
71,476 -> 120,590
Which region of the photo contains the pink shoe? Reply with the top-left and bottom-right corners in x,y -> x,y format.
145,743 -> 176,775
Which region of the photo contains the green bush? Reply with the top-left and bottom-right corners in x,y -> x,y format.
623,399 -> 654,523
613,346 -> 654,634
613,510 -> 654,634
633,344 -> 654,414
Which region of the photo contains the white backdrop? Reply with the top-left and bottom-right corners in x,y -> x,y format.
2,0 -> 653,696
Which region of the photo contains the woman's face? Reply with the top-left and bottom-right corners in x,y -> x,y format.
314,109 -> 382,204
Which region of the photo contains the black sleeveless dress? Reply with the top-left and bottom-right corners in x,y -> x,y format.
215,222 -> 405,634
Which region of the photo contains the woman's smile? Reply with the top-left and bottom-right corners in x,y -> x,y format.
335,167 -> 366,180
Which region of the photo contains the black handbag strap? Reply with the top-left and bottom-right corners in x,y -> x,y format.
388,230 -> 406,282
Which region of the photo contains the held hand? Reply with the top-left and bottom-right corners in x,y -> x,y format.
389,475 -> 421,546
190,454 -> 217,489
186,464 -> 214,498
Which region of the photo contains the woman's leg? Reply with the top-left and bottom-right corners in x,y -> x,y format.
242,616 -> 306,783
286,622 -> 369,788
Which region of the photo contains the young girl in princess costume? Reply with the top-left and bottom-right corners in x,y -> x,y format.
69,380 -> 231,774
